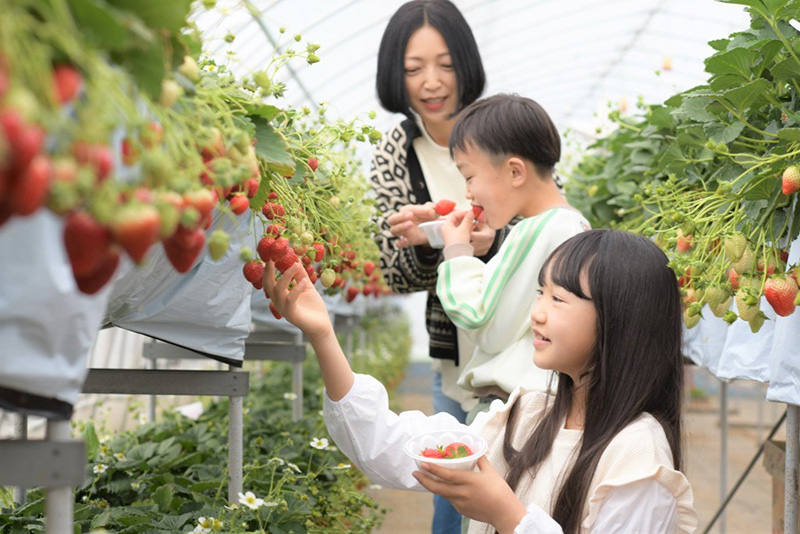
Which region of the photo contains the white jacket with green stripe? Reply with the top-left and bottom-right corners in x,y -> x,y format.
436,207 -> 590,396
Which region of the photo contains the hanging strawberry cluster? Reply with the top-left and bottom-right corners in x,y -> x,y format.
0,0 -> 389,307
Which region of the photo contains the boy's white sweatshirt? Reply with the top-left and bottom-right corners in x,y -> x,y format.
437,207 -> 589,395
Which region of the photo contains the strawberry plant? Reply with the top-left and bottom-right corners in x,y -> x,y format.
565,0 -> 800,331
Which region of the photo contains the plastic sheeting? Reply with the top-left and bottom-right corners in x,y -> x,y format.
0,211 -> 113,418
684,240 -> 800,405
104,211 -> 253,365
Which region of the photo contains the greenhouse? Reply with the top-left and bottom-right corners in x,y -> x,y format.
1,0 -> 799,533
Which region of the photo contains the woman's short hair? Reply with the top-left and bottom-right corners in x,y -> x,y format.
449,94 -> 561,177
376,0 -> 485,119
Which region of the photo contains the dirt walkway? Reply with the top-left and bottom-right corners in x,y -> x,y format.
366,363 -> 779,534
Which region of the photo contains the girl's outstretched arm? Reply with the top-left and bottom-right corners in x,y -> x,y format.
263,261 -> 354,401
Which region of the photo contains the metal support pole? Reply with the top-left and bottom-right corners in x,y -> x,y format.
45,420 -> 73,534
228,366 -> 244,505
785,404 -> 799,534
719,381 -> 728,534
291,332 -> 304,422
148,356 -> 158,424
13,414 -> 27,504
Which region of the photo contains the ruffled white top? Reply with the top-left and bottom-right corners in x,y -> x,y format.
324,374 -> 697,533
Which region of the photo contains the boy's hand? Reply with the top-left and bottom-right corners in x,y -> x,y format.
470,221 -> 496,257
387,203 -> 437,248
413,456 -> 527,533
263,261 -> 333,343
441,209 -> 474,248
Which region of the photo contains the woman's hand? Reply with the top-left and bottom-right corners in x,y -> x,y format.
387,203 -> 438,248
470,220 -> 496,257
412,456 -> 528,534
262,261 -> 332,343
441,209 -> 474,248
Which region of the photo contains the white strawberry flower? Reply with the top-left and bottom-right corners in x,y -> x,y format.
92,464 -> 108,475
310,437 -> 329,450
238,491 -> 264,510
283,392 -> 298,400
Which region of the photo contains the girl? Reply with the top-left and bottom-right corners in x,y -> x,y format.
263,230 -> 697,533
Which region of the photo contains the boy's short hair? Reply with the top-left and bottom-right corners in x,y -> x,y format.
449,94 -> 561,177
376,0 -> 485,119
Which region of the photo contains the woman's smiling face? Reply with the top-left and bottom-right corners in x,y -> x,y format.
404,25 -> 458,129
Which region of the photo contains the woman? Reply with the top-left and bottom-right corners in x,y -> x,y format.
369,2 -> 506,532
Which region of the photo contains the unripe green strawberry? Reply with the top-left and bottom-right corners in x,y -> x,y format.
253,71 -> 272,92
723,310 -> 738,324
735,289 -> 760,322
240,246 -> 254,262
683,309 -> 700,329
155,191 -> 183,238
764,275 -> 798,317
724,234 -> 747,263
320,268 -> 336,288
733,246 -> 756,274
208,229 -> 230,261
687,302 -> 702,317
704,286 -> 729,309
159,79 -> 183,108
710,295 -> 733,318
178,56 -> 201,83
748,312 -> 766,333
782,165 -> 800,195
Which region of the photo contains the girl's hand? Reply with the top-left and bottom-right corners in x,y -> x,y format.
441,209 -> 474,248
470,221 -> 496,257
387,203 -> 437,248
412,456 -> 528,534
263,261 -> 332,343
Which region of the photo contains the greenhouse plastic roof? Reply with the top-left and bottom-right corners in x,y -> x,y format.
196,0 -> 751,149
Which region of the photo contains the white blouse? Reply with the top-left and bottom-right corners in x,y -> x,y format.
324,374 -> 697,533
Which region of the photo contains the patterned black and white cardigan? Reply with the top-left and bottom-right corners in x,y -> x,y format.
369,118 -> 509,364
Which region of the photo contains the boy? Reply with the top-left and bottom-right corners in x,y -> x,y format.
437,94 -> 590,414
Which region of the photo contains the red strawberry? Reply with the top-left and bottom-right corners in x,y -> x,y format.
121,138 -> 140,166
74,249 -> 120,295
274,250 -> 299,273
434,199 -> 456,216
472,205 -> 484,222
345,285 -> 359,303
271,237 -> 290,260
111,204 -> 160,264
163,226 -> 205,272
782,166 -> 800,195
63,211 -> 112,277
420,448 -> 444,459
262,202 -> 285,219
52,64 -> 82,105
676,231 -> 693,253
311,243 -> 325,262
266,223 -> 284,237
229,195 -> 249,215
11,125 -> 45,173
269,301 -> 282,320
243,260 -> 265,289
72,142 -> 113,182
245,177 -> 260,198
8,154 -> 51,216
764,276 -> 799,317
183,188 -> 217,227
728,268 -> 741,291
443,442 -> 473,459
363,260 -> 375,276
308,157 -> 318,171
257,236 -> 276,262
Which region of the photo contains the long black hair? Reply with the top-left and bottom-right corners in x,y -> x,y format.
502,230 -> 684,532
376,0 -> 485,119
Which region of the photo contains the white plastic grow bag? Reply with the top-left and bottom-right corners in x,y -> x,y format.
104,211 -> 253,365
0,211 -> 114,418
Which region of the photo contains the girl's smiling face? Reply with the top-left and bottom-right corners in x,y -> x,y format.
530,266 -> 597,383
453,145 -> 514,230
404,25 -> 458,130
